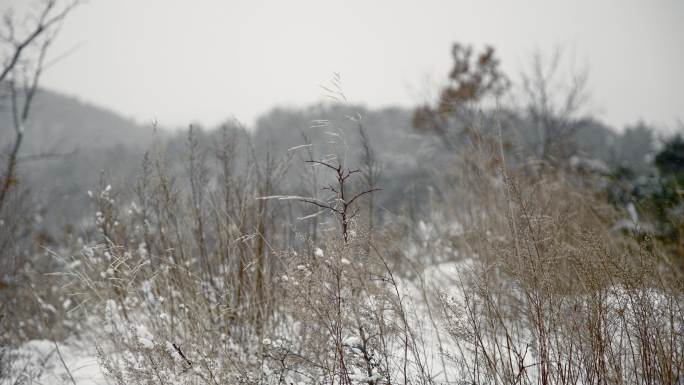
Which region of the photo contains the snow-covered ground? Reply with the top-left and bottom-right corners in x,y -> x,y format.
3,338 -> 107,384
3,259 -> 467,384
5,254 -> 679,384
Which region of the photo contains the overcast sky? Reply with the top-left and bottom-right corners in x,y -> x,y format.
7,0 -> 684,130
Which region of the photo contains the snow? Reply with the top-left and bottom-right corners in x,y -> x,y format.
256,195 -> 308,201
7,246 -> 676,384
287,144 -> 314,152
4,339 -> 108,384
3,258 -> 470,384
297,210 -> 324,221
569,155 -> 610,174
341,336 -> 362,349
134,324 -> 154,349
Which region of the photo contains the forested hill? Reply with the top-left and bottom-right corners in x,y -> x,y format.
0,88 -> 156,234
0,88 -> 154,153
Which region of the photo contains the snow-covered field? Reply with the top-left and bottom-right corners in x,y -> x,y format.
4,253 -> 681,384
3,339 -> 107,384
2,259 -> 463,384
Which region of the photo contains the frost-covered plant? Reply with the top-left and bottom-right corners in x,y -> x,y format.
264,223 -> 435,385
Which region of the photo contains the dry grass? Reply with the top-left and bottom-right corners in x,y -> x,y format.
436,127 -> 684,385
2,114 -> 682,385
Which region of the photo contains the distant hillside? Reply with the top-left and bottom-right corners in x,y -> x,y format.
0,88 -> 649,238
0,88 -> 157,234
0,88 -> 154,153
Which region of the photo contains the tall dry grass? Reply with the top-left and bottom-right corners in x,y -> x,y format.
436,126 -> 684,385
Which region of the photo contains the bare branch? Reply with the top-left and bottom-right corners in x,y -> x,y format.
0,0 -> 79,84
346,188 -> 382,207
306,159 -> 339,173
347,206 -> 361,221
341,169 -> 360,181
299,197 -> 341,216
322,184 -> 339,195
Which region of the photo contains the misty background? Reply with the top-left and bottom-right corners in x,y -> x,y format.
1,0 -> 683,239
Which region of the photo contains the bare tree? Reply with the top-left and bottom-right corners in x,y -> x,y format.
520,48 -> 590,162
0,0 -> 80,210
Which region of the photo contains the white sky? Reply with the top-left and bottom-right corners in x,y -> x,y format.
6,0 -> 684,130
